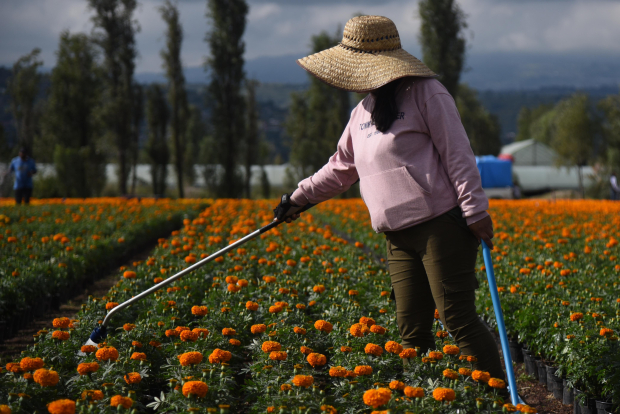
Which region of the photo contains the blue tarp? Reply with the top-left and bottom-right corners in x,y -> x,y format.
476,156 -> 513,188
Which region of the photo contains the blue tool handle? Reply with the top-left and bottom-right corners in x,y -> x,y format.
482,240 -> 519,406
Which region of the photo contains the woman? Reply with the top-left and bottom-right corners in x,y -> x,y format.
274,15 -> 504,380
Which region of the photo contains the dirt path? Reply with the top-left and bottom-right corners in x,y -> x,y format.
0,244 -> 157,362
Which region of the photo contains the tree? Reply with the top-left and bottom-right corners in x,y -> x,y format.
418,0 -> 467,98
456,84 -> 502,156
244,79 -> 260,198
515,104 -> 553,142
130,82 -> 143,195
286,30 -> 350,182
551,93 -> 597,197
145,84 -> 169,197
205,0 -> 248,198
160,0 -> 188,198
89,0 -> 139,195
183,105 -> 206,186
598,92 -> 620,171
7,48 -> 43,152
43,32 -> 106,197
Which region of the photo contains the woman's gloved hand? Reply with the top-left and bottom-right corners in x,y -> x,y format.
273,193 -> 301,223
468,215 -> 494,250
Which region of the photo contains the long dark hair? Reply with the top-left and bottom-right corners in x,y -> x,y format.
371,78 -> 401,133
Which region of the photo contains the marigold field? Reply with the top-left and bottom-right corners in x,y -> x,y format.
1,198 -> 618,413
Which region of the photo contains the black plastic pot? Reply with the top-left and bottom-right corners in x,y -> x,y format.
537,360 -> 547,386
595,400 -> 614,414
546,365 -> 563,399
574,388 -> 582,414
509,340 -> 523,363
563,379 -> 574,406
522,348 -> 537,378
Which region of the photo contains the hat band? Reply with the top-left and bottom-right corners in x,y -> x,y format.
339,42 -> 402,54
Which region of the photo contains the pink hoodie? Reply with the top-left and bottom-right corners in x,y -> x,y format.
290,77 -> 489,233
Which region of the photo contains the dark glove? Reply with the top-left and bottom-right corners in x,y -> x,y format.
273,193 -> 298,221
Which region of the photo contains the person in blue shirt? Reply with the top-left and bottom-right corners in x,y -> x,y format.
5,147 -> 37,204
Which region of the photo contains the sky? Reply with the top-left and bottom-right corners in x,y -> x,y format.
1,0 -> 620,75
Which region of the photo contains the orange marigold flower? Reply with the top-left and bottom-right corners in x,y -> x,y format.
350,323 -> 369,337
123,270 -> 137,279
359,316 -> 376,326
443,368 -> 458,380
348,289 -> 358,296
95,347 -> 119,362
428,351 -> 443,360
307,353 -> 327,367
292,375 -> 314,387
251,324 -> 267,334
191,305 -> 209,316
33,368 -> 59,387
370,325 -> 386,334
193,328 -> 210,338
600,328 -> 614,337
270,351 -> 288,361
467,356 -> 477,362
404,386 -> 425,398
19,357 -> 44,371
354,365 -> 373,376
340,346 -> 352,352
81,390 -> 104,401
76,362 -> 99,375
488,378 -> 506,389
124,372 -> 141,384
80,345 -> 97,353
389,380 -> 406,391
459,367 -> 472,376
294,327 -> 306,335
314,320 -> 333,333
384,341 -> 403,355
181,381 -> 209,398
178,351 -> 203,366
472,370 -> 491,383
123,323 -> 135,331
180,330 -> 199,342
6,362 -> 22,373
165,329 -> 180,337
52,317 -> 71,329
329,366 -> 348,377
433,387 -> 456,402
399,348 -> 417,358
52,330 -> 70,341
363,388 -> 392,408
222,328 -> 236,336
262,341 -> 282,352
208,349 -> 232,364
47,399 -> 75,414
149,340 -> 162,348
436,330 -> 449,338
313,285 -> 326,293
281,384 -> 292,391
110,395 -> 133,408
269,305 -> 283,313
130,352 -> 147,361
300,346 -> 314,355
229,338 -> 241,346
570,312 -> 584,322
365,343 -> 383,356
443,345 -> 460,355
105,302 -> 119,310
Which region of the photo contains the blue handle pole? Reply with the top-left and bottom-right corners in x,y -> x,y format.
481,240 -> 519,406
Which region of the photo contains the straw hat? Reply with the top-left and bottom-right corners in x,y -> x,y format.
297,15 -> 436,93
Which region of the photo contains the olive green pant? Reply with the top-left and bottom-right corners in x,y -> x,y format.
385,211 -> 505,380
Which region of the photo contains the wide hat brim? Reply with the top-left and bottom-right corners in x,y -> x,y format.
297,45 -> 437,93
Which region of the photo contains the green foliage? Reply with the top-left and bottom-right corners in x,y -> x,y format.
42,31 -> 106,197
6,48 -> 43,152
515,103 -> 553,142
286,30 -> 350,182
160,0 -> 188,198
205,0 -> 248,198
598,91 -> 620,171
456,84 -> 502,156
89,0 -> 139,195
184,105 -> 207,186
418,0 -> 467,98
145,84 -> 170,197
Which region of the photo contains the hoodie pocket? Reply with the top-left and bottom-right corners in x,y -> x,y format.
360,166 -> 433,232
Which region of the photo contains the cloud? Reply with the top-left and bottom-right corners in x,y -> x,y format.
1,0 -> 619,75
